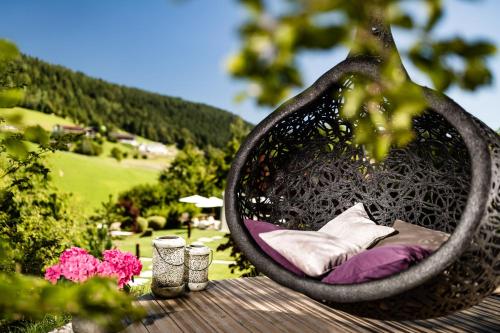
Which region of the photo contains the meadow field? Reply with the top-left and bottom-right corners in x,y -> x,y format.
1,107 -> 175,214
47,151 -> 159,214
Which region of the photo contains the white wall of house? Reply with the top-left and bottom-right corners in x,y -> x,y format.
138,143 -> 169,155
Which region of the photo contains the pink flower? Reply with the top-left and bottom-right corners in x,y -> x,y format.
102,249 -> 142,288
58,250 -> 100,283
44,247 -> 99,284
44,264 -> 62,284
59,247 -> 89,264
44,247 -> 142,288
97,261 -> 120,281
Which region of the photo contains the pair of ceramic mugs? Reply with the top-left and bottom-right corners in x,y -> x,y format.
151,235 -> 212,298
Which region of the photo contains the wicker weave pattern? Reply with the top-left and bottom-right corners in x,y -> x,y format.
236,84 -> 471,235
227,64 -> 500,318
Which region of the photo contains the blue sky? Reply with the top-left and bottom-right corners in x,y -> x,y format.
0,0 -> 499,129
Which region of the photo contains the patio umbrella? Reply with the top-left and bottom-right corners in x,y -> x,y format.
179,194 -> 208,204
195,196 -> 223,208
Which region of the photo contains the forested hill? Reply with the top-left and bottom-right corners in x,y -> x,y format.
16,55 -> 246,148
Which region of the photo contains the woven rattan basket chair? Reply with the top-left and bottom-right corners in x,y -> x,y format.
224,19 -> 499,320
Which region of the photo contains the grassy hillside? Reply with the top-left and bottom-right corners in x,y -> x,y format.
1,107 -> 174,214
47,151 -> 159,214
10,55 -> 248,148
1,106 -> 74,130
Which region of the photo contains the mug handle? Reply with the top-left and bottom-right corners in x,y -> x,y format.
185,249 -> 213,271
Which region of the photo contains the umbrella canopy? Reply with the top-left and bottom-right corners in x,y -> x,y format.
179,195 -> 208,204
195,196 -> 223,208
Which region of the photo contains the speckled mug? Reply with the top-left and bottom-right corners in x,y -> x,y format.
151,235 -> 186,298
184,244 -> 212,291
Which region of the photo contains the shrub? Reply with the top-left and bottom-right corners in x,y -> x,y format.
0,135 -> 114,275
140,228 -> 153,238
136,217 -> 148,233
73,137 -> 102,156
0,162 -> 92,275
118,184 -> 164,214
163,202 -> 201,230
24,125 -> 49,146
79,221 -> 113,260
110,147 -> 123,161
147,216 -> 166,230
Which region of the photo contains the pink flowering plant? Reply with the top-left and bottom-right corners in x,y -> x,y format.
45,247 -> 142,289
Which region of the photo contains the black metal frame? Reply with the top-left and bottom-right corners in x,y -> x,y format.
224,22 -> 499,319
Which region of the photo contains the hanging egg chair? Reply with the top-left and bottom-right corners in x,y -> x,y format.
224,17 -> 499,320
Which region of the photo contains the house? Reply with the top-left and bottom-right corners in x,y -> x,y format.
52,124 -> 96,137
138,142 -> 169,156
0,124 -> 19,132
109,132 -> 138,146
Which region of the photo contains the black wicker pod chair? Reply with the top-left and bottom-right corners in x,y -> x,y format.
224,20 -> 500,320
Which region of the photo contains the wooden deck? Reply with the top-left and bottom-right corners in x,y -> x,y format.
123,277 -> 500,333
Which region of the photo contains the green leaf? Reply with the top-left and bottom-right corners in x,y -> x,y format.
374,134 -> 392,161
424,0 -> 443,32
341,87 -> 365,120
24,125 -> 50,146
4,135 -> 29,160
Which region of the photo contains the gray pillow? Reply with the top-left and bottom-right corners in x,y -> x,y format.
259,230 -> 362,277
373,219 -> 449,251
319,203 -> 396,249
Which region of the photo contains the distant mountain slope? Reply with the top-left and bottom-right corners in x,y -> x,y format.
16,55 -> 246,148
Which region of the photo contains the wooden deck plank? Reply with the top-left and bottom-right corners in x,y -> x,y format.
123,277 -> 500,333
257,276 -> 499,333
254,276 -> 429,333
171,284 -> 252,333
430,309 -> 499,333
136,297 -> 184,333
249,277 -> 376,333
227,277 -> 349,333
121,323 -> 149,333
204,280 -> 282,333
154,296 -> 217,333
218,278 -> 316,333
233,277 -> 367,333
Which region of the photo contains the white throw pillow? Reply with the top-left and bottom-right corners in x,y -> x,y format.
259,230 -> 362,277
319,203 -> 395,249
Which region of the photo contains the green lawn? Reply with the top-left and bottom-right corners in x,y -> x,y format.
0,107 -> 75,130
113,227 -> 239,280
47,150 -> 160,214
0,107 -> 177,214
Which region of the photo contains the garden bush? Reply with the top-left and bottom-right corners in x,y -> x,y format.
0,172 -> 81,275
136,217 -> 148,233
110,146 -> 123,161
73,137 -> 102,156
147,215 -> 166,230
118,183 -> 164,215
140,228 -> 153,238
163,202 -> 200,229
0,127 -> 114,275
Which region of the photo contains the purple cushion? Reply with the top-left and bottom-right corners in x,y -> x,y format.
321,245 -> 431,284
244,219 -> 305,276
